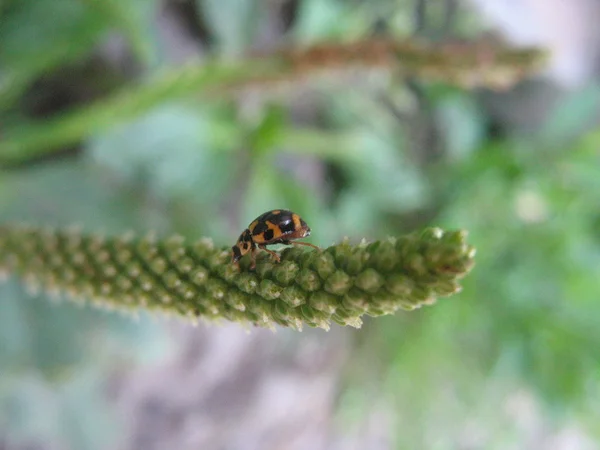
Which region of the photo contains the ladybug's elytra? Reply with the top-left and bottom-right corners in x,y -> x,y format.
231,209 -> 320,269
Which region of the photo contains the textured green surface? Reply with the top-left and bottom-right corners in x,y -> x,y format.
0,225 -> 474,331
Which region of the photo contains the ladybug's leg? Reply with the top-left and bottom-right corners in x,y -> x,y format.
258,244 -> 281,263
290,241 -> 321,251
248,244 -> 258,270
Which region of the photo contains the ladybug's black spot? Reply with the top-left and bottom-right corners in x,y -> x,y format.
241,229 -> 253,242
252,221 -> 268,235
263,229 -> 274,241
279,219 -> 295,233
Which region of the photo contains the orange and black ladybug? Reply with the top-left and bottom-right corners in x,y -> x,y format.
231,209 -> 320,269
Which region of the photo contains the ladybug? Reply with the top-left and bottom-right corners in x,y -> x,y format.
231,209 -> 320,269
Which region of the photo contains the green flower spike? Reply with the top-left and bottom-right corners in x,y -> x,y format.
0,225 -> 475,331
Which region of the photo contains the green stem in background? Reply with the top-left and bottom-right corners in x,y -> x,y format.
0,60 -> 286,164
0,38 -> 546,165
0,224 -> 475,331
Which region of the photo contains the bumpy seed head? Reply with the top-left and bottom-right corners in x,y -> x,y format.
0,224 -> 475,332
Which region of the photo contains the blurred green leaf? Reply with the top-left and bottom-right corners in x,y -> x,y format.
294,0 -> 365,42
199,0 -> 259,55
434,91 -> 486,161
0,0 -> 159,108
540,83 -> 600,146
0,158 -> 160,232
88,103 -> 235,200
250,104 -> 287,155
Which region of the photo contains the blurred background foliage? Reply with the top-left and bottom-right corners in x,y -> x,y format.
1,0 -> 600,449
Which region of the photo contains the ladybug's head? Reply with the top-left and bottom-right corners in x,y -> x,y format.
231,229 -> 253,263
300,218 -> 311,237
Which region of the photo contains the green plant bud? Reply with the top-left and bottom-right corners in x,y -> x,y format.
365,306 -> 387,317
124,260 -> 141,277
162,270 -> 182,290
369,240 -> 398,273
433,279 -> 462,297
310,251 -> 336,279
162,235 -> 186,259
394,235 -> 414,258
245,294 -> 272,318
370,293 -> 402,314
64,231 -> 83,250
281,246 -> 305,261
296,268 -> 321,292
49,254 -> 66,268
115,248 -> 134,265
79,282 -> 96,299
225,290 -> 247,311
116,275 -> 134,292
280,285 -> 307,307
300,305 -> 331,331
206,250 -> 229,270
385,274 -> 414,297
221,305 -> 248,323
153,287 -> 173,306
397,301 -> 419,311
218,263 -> 242,283
441,229 -> 467,246
308,291 -> 338,314
236,272 -> 259,294
0,225 -> 475,331
41,230 -> 59,252
201,296 -> 222,315
135,273 -> 155,292
271,315 -> 288,328
343,248 -> 368,275
190,265 -> 209,286
59,267 -> 76,283
175,256 -> 195,274
102,264 -> 118,278
409,284 -> 435,304
135,236 -> 158,259
272,299 -> 293,322
342,288 -> 369,314
355,268 -> 384,293
330,239 -> 353,267
255,316 -> 275,330
79,264 -> 95,281
287,317 -> 304,332
175,280 -> 199,301
100,281 -> 113,296
149,257 -> 168,275
324,270 -> 352,295
256,279 -> 283,301
206,279 -> 228,300
254,259 -> 275,278
273,260 -> 300,285
404,253 -> 428,276
300,248 -> 319,267
331,313 -> 363,329
189,238 -> 213,259
70,251 -> 87,266
420,227 -> 444,242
